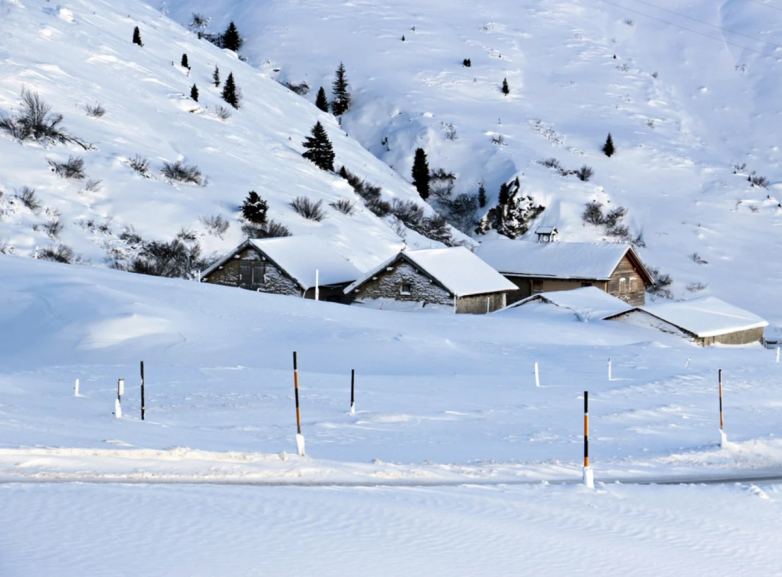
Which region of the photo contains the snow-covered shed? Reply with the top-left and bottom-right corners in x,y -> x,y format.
604,297 -> 769,346
344,247 -> 518,313
201,236 -> 361,303
476,240 -> 654,306
498,286 -> 631,321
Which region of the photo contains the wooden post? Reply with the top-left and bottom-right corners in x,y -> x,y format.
293,352 -> 305,456
534,362 -> 540,388
115,382 -> 122,419
315,270 -> 319,301
719,369 -> 726,447
582,391 -> 594,488
608,358 -> 612,381
74,378 -> 79,397
350,369 -> 356,415
140,361 -> 146,421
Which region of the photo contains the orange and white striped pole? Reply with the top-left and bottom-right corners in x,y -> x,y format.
719,370 -> 727,447
582,391 -> 594,488
293,352 -> 306,456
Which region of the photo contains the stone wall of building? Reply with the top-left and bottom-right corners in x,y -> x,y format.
350,261 -> 453,307
203,247 -> 302,297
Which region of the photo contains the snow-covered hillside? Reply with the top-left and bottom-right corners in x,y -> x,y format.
157,0 -> 782,329
0,0 -> 466,273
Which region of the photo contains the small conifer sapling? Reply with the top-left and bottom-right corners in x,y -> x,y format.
222,22 -> 243,52
502,78 -> 510,95
181,53 -> 190,69
411,148 -> 430,201
242,191 -> 269,224
222,73 -> 240,109
315,87 -> 329,113
133,26 -> 143,47
478,183 -> 487,208
190,84 -> 199,102
602,133 -> 615,157
302,121 -> 335,172
331,62 -> 351,116
212,66 -> 221,87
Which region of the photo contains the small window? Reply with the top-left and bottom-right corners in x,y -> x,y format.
532,280 -> 544,294
581,282 -> 593,288
400,283 -> 412,295
629,278 -> 637,292
619,278 -> 627,293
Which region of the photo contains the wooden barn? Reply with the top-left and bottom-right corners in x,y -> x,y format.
604,297 -> 768,346
201,236 -> 361,303
476,240 -> 654,306
344,247 -> 517,314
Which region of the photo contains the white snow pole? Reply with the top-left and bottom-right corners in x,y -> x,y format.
293,352 -> 306,456
534,362 -> 540,388
608,358 -> 612,381
118,378 -> 125,400
719,369 -> 727,447
582,391 -> 594,488
776,347 -> 780,364
74,378 -> 80,397
685,357 -> 691,370
315,269 -> 319,301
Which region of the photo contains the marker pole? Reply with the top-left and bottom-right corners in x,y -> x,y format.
719,370 -> 727,447
534,362 -> 540,388
140,361 -> 146,421
582,391 -> 594,488
608,358 -> 612,381
350,369 -> 356,415
74,378 -> 80,397
293,352 -> 305,456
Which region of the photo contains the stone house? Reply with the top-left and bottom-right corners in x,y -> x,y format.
343,247 -> 518,313
476,240 -> 655,306
201,236 -> 361,303
604,296 -> 768,346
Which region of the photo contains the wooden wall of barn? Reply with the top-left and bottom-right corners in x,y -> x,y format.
606,255 -> 646,306
455,292 -> 507,314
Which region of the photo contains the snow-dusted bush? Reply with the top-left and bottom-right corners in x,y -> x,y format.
241,220 -> 291,239
750,174 -> 769,188
476,178 -> 544,238
604,206 -> 627,229
329,198 -> 356,215
214,106 -> 232,121
82,178 -> 102,193
690,252 -> 708,265
290,196 -> 326,221
582,201 -> 605,226
43,219 -> 63,240
281,80 -> 310,96
16,187 -> 41,213
339,166 -> 392,217
0,90 -> 89,148
161,160 -> 203,185
646,266 -> 673,299
84,103 -> 105,118
575,165 -> 594,182
201,215 -> 231,239
686,282 -> 708,293
39,244 -> 76,264
128,154 -> 151,177
49,156 -> 86,180
391,199 -> 454,246
131,239 -> 208,279
241,191 -> 268,224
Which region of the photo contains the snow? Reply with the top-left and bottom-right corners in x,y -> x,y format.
345,246 -> 517,297
500,286 -> 630,320
610,296 -> 769,338
477,239 -> 645,280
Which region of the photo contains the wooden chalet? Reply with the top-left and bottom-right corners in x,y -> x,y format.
476,240 -> 655,306
201,236 -> 361,303
344,247 -> 517,314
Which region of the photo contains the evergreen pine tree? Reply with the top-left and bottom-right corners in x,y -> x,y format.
411,148 -> 430,200
498,182 -> 510,206
242,191 -> 269,224
331,62 -> 351,116
302,121 -> 335,171
315,87 -> 329,113
221,22 -> 243,52
181,53 -> 190,69
212,66 -> 221,87
602,133 -> 615,157
132,26 -> 143,47
190,84 -> 199,102
478,183 -> 487,208
222,73 -> 240,109
501,78 -> 510,95
402,35 -> 406,41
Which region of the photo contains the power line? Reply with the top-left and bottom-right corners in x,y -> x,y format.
600,0 -> 782,62
628,0 -> 782,50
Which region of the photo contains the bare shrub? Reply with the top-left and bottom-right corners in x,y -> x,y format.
131,239 -> 208,279
491,134 -> 506,146
690,252 -> 708,265
84,103 -> 106,118
281,80 -> 310,95
391,199 -> 425,225
750,174 -> 769,188
290,196 -> 326,221
606,224 -> 630,240
16,186 -> 41,213
441,122 -> 458,141
83,178 -> 102,193
43,219 -> 63,239
604,206 -> 627,228
575,165 -> 595,182
49,156 -> 86,180
582,200 -> 605,226
120,226 -> 143,246
161,160 -> 203,185
176,227 -> 197,242
128,154 -> 151,177
214,106 -> 232,121
189,13 -> 210,29
38,244 -> 75,264
329,198 -> 356,215
338,167 -> 392,217
646,266 -> 673,299
241,220 -> 291,239
539,158 -> 561,169
686,282 -> 708,293
200,214 -> 230,238
0,89 -> 89,148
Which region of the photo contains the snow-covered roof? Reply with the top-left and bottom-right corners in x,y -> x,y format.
607,297 -> 768,338
499,287 -> 631,319
476,240 -> 653,283
203,236 -> 361,290
344,247 -> 517,297
536,226 -> 558,234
